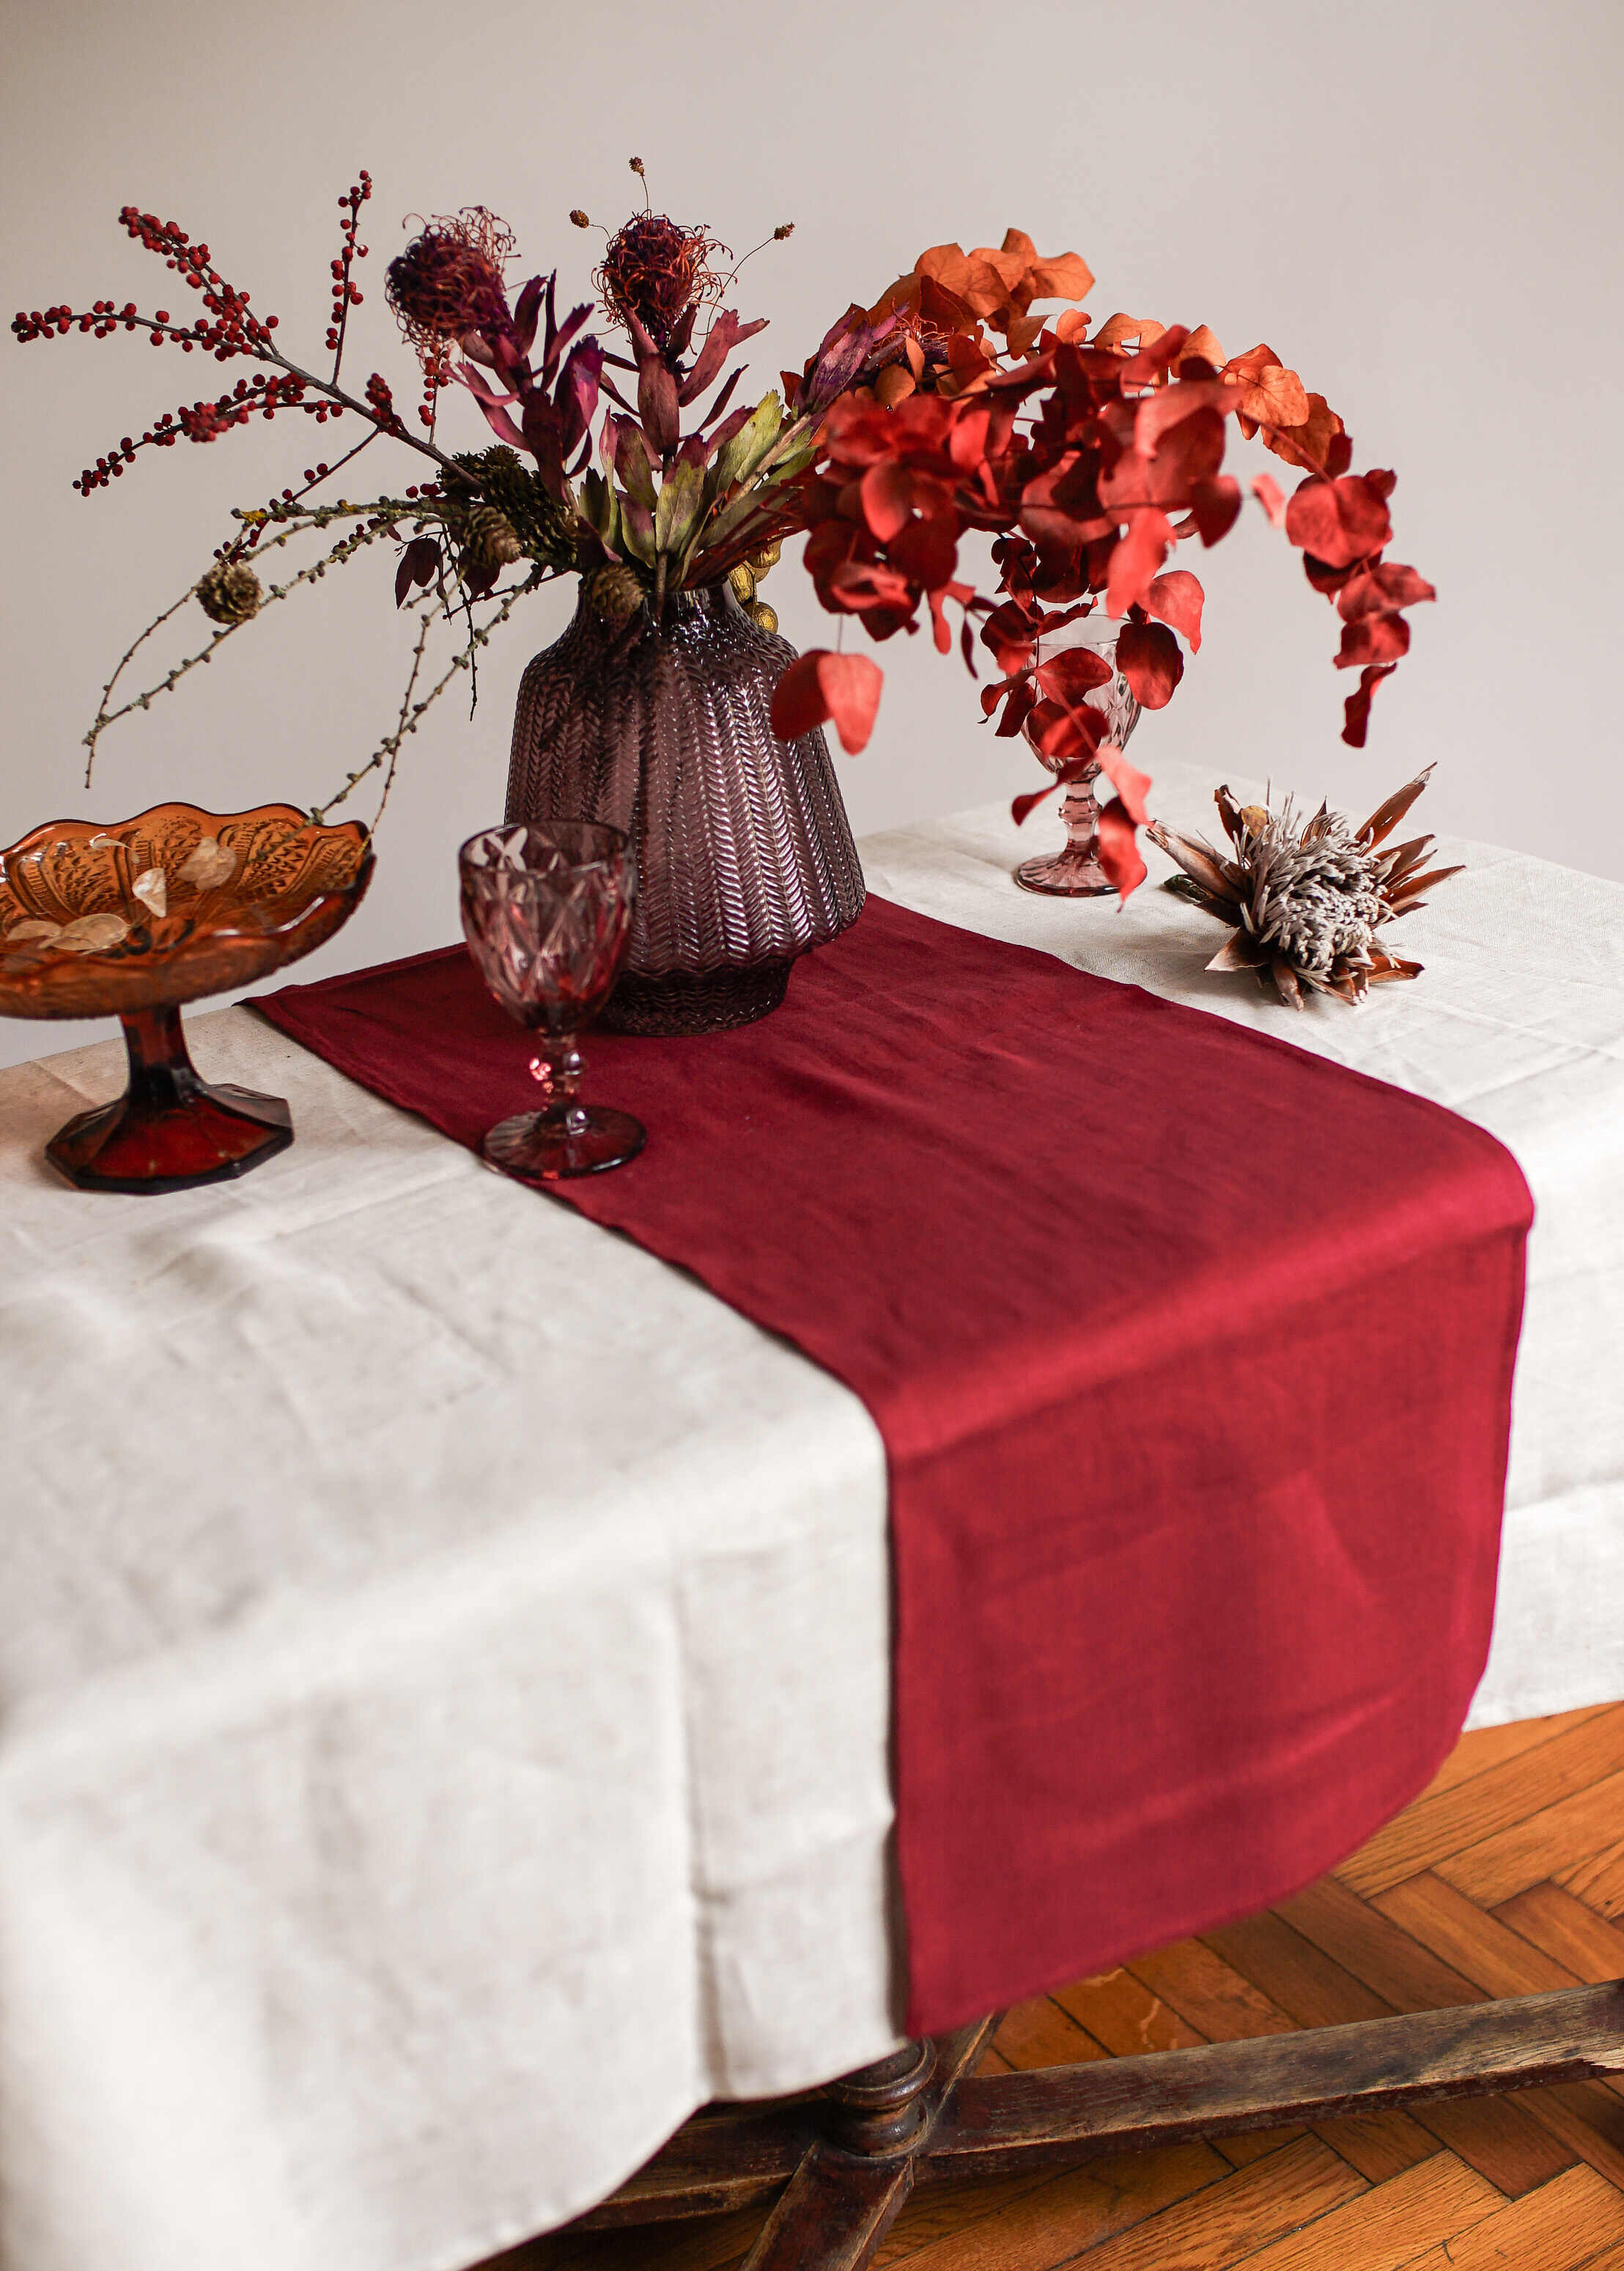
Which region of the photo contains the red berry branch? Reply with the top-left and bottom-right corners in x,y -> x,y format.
325,172 -> 370,376
11,185 -> 451,504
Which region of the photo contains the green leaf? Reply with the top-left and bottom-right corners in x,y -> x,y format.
654,458 -> 705,557
579,468 -> 620,551
708,394 -> 783,504
619,497 -> 656,566
615,424 -> 657,512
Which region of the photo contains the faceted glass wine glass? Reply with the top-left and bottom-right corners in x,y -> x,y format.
459,819 -> 645,1182
1014,614 -> 1143,896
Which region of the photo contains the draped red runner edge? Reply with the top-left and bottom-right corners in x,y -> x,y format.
254,897 -> 1532,2036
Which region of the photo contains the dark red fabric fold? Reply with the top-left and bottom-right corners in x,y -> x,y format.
256,897 -> 1532,2033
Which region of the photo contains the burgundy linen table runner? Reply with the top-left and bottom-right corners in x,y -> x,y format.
256,896 -> 1532,2034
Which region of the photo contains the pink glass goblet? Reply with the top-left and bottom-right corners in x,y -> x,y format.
459,820 -> 645,1181
1014,614 -> 1143,896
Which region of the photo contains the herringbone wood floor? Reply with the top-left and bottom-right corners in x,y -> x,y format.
512,1701 -> 1624,2271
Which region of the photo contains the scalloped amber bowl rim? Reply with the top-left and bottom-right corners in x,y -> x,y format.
0,800 -> 373,1020
0,799 -> 368,866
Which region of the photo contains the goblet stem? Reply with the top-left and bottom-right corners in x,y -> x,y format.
528,1031 -> 590,1138
480,1029 -> 645,1182
1013,762 -> 1114,896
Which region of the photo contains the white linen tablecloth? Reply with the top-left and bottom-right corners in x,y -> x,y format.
1,757 -> 1620,2271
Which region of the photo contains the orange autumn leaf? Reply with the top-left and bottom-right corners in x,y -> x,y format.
1093,312 -> 1167,355
915,232 -> 1092,338
1180,323 -> 1225,369
1222,344 -> 1310,433
1263,390 -> 1348,475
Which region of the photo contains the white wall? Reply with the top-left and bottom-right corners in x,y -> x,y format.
2,0 -> 1620,1067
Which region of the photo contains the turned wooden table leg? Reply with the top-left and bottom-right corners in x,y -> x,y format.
737,2042 -> 949,2271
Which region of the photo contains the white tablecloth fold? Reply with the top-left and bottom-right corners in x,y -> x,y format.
1,759 -> 1620,2271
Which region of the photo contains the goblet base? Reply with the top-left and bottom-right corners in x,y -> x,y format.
46,1082 -> 292,1195
1013,846 -> 1115,896
481,1105 -> 646,1183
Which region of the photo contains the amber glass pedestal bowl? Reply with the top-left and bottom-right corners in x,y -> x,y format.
0,803 -> 372,1193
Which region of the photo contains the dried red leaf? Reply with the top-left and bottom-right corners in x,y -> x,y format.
1105,508 -> 1173,616
769,649 -> 884,754
395,534 -> 438,606
1335,611 -> 1411,669
1096,743 -> 1151,825
1145,568 -> 1204,652
1337,561 -> 1437,619
992,676 -> 1040,739
1282,473 -> 1393,568
1115,619 -> 1184,708
1342,662 -> 1395,748
860,458 -> 915,542
1096,796 -> 1148,898
636,353 -> 679,457
1302,551 -> 1357,595
926,577 -> 975,656
1188,476 -> 1242,545
1130,381 -> 1231,459
1027,694 -> 1107,762
1251,472 -> 1288,528
1034,646 -> 1113,703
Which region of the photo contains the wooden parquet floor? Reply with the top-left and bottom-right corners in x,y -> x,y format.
515,1701 -> 1624,2271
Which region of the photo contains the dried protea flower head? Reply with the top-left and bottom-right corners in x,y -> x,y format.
1148,769 -> 1464,1009
386,207 -> 516,369
594,211 -> 726,350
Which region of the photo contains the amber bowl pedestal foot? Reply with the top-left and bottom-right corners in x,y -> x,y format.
45,1004 -> 292,1195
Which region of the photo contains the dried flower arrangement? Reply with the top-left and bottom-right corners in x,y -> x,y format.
1148,769 -> 1463,1006
14,158 -> 1433,891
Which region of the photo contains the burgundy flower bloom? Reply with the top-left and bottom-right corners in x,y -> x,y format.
594,213 -> 725,351
386,209 -> 516,370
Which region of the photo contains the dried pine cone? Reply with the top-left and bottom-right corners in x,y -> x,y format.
588,563 -> 646,629
441,446 -> 575,573
196,559 -> 262,625
457,503 -> 523,588
1148,768 -> 1464,1009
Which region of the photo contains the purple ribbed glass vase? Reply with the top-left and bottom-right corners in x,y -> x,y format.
506,583 -> 865,1034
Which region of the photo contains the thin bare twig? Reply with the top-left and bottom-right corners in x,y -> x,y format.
82,501 -> 423,781
310,575 -> 539,822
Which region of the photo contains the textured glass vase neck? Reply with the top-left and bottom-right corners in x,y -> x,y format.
506,581 -> 864,1032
